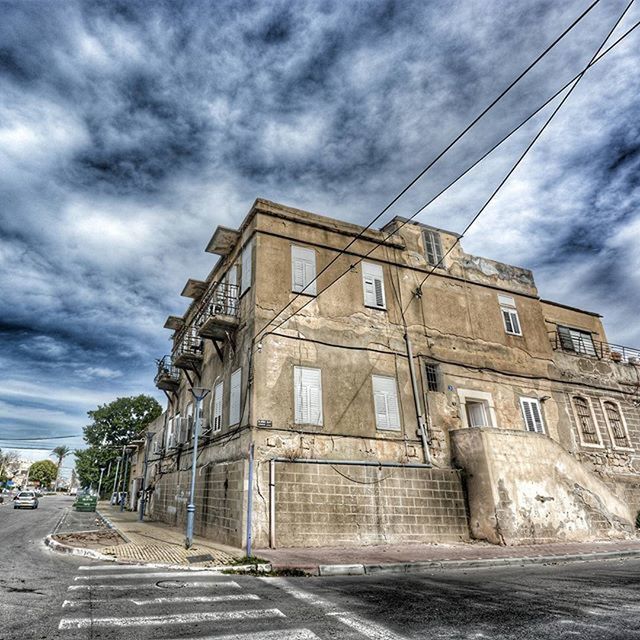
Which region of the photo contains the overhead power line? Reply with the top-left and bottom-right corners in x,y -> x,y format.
254,14 -> 640,343
0,434 -> 80,441
408,0 -> 635,304
252,0 -> 604,344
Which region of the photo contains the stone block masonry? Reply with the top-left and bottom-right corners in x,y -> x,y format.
150,459 -> 245,548
268,462 -> 469,547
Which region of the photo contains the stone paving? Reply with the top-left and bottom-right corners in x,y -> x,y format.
97,504 -> 240,566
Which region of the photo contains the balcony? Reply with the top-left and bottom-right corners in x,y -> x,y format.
172,331 -> 204,371
198,282 -> 240,341
154,356 -> 180,391
550,330 -> 640,365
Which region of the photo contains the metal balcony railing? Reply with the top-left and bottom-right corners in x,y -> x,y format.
173,331 -> 204,359
550,330 -> 640,365
199,282 -> 239,321
154,355 -> 180,390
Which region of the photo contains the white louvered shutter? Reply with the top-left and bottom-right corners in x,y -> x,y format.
294,367 -> 322,425
229,368 -> 242,426
362,262 -> 385,309
291,246 -> 316,294
241,242 -> 252,294
213,381 -> 224,431
372,375 -> 401,431
521,398 -> 544,434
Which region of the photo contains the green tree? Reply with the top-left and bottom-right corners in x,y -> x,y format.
28,460 -> 58,489
75,395 -> 161,494
0,449 -> 19,486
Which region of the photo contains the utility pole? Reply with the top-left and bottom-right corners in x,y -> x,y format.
111,451 -> 123,505
404,331 -> 432,466
120,449 -> 130,512
185,387 -> 210,549
96,467 -> 106,499
138,431 -> 155,521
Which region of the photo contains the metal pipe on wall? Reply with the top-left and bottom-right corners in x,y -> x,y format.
404,332 -> 432,465
269,458 -> 276,549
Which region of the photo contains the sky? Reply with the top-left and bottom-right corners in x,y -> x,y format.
1,0 -> 639,469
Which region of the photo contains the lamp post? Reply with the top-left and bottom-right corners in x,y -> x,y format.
185,386 -> 210,549
96,467 -> 106,499
138,431 -> 155,521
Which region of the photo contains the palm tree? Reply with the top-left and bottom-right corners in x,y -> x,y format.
51,445 -> 71,491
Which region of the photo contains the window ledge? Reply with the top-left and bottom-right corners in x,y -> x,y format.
364,305 -> 387,311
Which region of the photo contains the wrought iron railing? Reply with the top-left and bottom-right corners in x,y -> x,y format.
154,355 -> 180,385
198,281 -> 240,323
173,329 -> 204,359
550,330 -> 640,365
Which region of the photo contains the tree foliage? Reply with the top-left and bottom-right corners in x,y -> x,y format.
74,395 -> 162,493
28,460 -> 58,488
0,449 -> 19,485
51,445 -> 71,468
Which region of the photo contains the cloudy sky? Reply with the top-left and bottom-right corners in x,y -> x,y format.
1,0 -> 639,467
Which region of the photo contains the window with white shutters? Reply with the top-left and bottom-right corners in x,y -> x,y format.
424,229 -> 444,267
372,375 -> 401,431
240,242 -> 252,295
212,381 -> 224,431
498,294 -> 522,336
520,397 -> 545,434
186,402 -> 194,441
362,262 -> 386,309
166,417 -> 175,448
294,366 -> 323,426
229,368 -> 242,426
291,246 -> 317,295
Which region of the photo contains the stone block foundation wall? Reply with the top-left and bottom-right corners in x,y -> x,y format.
262,462 -> 469,547
150,459 -> 245,547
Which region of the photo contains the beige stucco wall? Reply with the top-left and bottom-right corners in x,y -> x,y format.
451,428 -> 634,545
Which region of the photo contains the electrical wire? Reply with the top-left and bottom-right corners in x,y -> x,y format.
0,434 -> 80,441
407,0 -> 635,306
253,16 -> 640,346
251,0 -> 604,345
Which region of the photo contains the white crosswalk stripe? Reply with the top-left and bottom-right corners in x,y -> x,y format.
74,570 -> 222,581
68,580 -> 241,590
62,594 -> 259,608
58,608 -> 286,629
168,630 -> 321,640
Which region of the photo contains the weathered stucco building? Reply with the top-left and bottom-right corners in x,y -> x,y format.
146,198 -> 640,549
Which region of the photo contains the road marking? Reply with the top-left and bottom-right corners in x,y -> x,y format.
265,578 -> 410,640
59,609 -> 286,629
167,630 -> 321,640
62,593 -> 259,608
131,594 -> 260,606
74,570 -> 223,581
328,612 -> 409,640
78,564 -> 157,571
68,580 -> 241,591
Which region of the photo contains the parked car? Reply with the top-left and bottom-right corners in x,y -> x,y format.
13,491 -> 38,509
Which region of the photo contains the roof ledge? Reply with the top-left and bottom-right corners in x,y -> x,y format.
180,279 -> 207,299
163,315 -> 184,331
205,226 -> 240,256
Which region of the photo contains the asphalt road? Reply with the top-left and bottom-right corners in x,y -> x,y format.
1,495 -> 639,639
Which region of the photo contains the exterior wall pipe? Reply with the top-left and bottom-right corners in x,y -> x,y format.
404,332 -> 432,465
246,443 -> 255,556
269,458 -> 276,549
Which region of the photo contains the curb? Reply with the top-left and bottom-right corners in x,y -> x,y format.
44,535 -> 115,562
96,509 -> 131,543
311,548 -> 640,576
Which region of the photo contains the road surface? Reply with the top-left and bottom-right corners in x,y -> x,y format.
1,495 -> 638,639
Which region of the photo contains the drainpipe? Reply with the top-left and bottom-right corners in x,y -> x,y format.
269,458 -> 276,549
245,443 -> 255,557
404,332 -> 432,465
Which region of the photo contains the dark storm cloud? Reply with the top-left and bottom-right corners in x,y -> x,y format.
1,0 -> 639,451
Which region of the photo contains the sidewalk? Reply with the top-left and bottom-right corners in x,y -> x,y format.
47,502 -> 242,567
255,537 -> 640,575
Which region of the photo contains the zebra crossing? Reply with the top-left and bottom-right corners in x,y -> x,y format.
57,563 -> 410,639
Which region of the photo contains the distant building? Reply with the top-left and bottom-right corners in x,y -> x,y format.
141,199 -> 639,549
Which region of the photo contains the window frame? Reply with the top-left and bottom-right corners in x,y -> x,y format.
571,395 -> 603,448
229,368 -> 242,427
457,389 -> 498,429
599,398 -> 633,451
557,325 -> 597,357
240,241 -> 252,296
294,366 -> 323,426
291,245 -> 317,295
361,261 -> 386,310
423,229 -> 444,267
498,294 -> 522,336
424,361 -> 442,392
519,396 -> 545,434
371,374 -> 402,432
211,380 -> 224,432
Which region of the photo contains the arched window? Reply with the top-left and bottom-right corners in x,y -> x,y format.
573,396 -> 599,445
603,401 -> 629,447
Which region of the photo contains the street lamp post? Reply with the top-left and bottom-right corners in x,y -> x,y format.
138,431 -> 155,521
185,386 -> 210,549
96,467 -> 106,499
120,449 -> 131,512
